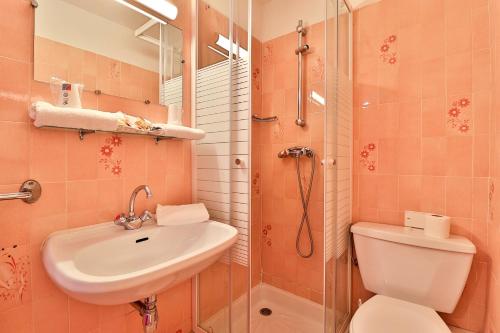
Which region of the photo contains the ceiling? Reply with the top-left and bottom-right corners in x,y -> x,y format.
62,0 -> 160,37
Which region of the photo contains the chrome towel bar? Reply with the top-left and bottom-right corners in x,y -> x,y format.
0,180 -> 42,204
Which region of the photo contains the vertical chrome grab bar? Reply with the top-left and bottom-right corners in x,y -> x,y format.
295,20 -> 309,127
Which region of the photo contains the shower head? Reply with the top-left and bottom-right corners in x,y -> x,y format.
277,146 -> 314,159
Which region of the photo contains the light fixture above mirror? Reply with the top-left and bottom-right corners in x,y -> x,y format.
115,0 -> 178,23
215,34 -> 248,59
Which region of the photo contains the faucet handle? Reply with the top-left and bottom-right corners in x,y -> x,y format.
140,210 -> 154,223
114,213 -> 127,226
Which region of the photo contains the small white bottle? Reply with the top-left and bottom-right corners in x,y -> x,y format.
167,104 -> 183,125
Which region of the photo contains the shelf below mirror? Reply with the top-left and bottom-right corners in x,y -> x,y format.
37,125 -> 204,144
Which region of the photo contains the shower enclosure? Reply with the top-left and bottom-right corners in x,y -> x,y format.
192,0 -> 353,332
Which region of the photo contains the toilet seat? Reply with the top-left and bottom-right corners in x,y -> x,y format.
350,295 -> 451,333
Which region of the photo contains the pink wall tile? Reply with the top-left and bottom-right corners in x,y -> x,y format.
33,292 -> 69,333
422,58 -> 446,99
0,57 -> 31,122
420,176 -> 446,214
422,98 -> 446,137
446,52 -> 472,96
472,49 -> 493,92
446,136 -> 473,177
446,177 -> 473,218
0,185 -> 31,247
396,137 -> 421,175
0,0 -> 194,332
471,5 -> 490,50
0,0 -> 32,63
29,128 -> 67,182
353,1 -> 494,330
0,303 -> 33,333
422,137 -> 447,176
420,18 -> 445,61
256,24 -> 325,304
445,8 -> 472,55
0,121 -> 29,184
376,175 -> 398,210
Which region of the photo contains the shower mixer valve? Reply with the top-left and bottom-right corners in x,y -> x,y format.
277,146 -> 314,159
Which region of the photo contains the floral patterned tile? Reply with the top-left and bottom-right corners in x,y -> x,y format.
360,142 -> 377,172
0,244 -> 30,311
380,35 -> 397,65
447,97 -> 472,134
99,135 -> 123,176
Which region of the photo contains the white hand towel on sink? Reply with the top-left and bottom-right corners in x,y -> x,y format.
30,101 -> 122,132
156,203 -> 210,225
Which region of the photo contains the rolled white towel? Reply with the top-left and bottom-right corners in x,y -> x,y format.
151,123 -> 206,140
156,203 -> 209,226
30,101 -> 122,132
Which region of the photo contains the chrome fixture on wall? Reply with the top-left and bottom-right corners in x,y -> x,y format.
295,20 -> 309,127
0,179 -> 42,204
115,185 -> 154,230
252,115 -> 279,123
278,146 -> 315,258
131,295 -> 159,333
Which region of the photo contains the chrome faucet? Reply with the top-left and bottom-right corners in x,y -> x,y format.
114,185 -> 154,230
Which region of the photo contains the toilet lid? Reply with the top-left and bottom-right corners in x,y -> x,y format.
350,295 -> 451,333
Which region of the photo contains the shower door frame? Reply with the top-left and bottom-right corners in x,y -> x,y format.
191,0 -> 253,332
324,0 -> 354,332
191,0 -> 354,332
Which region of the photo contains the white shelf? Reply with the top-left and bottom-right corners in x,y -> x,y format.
38,125 -> 195,143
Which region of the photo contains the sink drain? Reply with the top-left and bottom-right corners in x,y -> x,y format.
259,307 -> 272,316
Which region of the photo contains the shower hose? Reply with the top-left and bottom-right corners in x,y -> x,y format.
294,153 -> 315,258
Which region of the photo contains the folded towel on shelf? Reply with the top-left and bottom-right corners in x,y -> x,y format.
156,203 -> 210,226
151,123 -> 206,140
30,101 -> 122,132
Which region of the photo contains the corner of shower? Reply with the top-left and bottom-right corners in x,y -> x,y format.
192,0 -> 353,332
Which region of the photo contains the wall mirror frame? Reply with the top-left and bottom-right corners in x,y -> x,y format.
33,0 -> 184,110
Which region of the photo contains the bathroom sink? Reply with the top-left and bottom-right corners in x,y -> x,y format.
42,221 -> 238,305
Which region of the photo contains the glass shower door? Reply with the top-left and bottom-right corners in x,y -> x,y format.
194,0 -> 251,332
325,0 -> 353,332
194,0 -> 353,332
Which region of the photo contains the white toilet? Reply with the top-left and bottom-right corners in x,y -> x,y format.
350,222 -> 476,333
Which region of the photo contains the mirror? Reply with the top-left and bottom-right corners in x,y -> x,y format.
34,0 -> 183,108
160,23 -> 184,108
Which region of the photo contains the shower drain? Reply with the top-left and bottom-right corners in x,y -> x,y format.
259,307 -> 272,316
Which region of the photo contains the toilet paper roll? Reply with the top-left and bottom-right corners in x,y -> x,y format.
424,214 -> 451,239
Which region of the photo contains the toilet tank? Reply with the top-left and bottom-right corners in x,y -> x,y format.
351,222 -> 476,313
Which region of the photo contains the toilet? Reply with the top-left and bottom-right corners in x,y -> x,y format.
350,222 -> 476,333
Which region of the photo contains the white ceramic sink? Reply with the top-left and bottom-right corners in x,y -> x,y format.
42,221 -> 238,305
